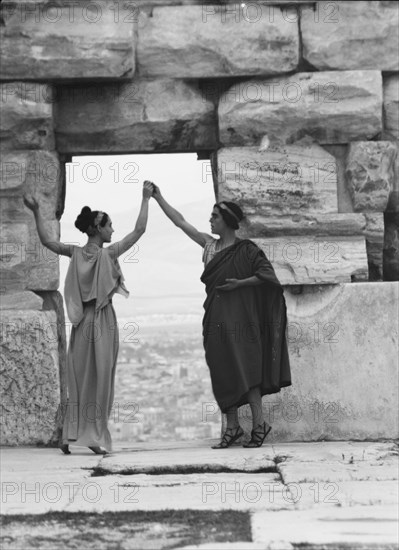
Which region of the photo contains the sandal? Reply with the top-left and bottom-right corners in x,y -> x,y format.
88,446 -> 108,455
243,422 -> 272,448
211,426 -> 244,449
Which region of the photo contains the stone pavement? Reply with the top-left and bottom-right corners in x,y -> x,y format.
1,439 -> 398,548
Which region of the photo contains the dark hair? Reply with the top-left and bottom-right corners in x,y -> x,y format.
75,206 -> 109,236
214,201 -> 244,230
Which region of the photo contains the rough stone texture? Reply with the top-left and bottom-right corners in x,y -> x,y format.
0,1 -> 135,81
238,212 -> 384,281
137,5 -> 299,78
383,74 -> 399,141
386,143 -> 399,213
239,282 -> 399,440
55,80 -> 217,153
219,71 -> 383,147
0,291 -> 43,310
301,1 -> 399,71
345,141 -> 396,212
322,144 -> 353,213
36,290 -> 68,444
254,236 -> 368,284
0,309 -> 60,445
239,213 -> 367,238
363,213 -> 384,281
215,144 -> 338,216
383,212 -> 399,281
0,82 -> 55,150
0,150 -> 63,292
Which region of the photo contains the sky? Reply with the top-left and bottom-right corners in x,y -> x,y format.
59,153 -> 216,317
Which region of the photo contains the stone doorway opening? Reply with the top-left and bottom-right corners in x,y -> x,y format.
60,152 -> 220,447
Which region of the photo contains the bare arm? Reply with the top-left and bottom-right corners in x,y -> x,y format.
107,181 -> 153,258
153,185 -> 212,248
23,195 -> 74,257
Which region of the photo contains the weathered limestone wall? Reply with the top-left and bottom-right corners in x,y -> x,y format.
0,0 -> 398,443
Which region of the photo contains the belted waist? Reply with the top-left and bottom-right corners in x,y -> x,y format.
82,299 -> 112,307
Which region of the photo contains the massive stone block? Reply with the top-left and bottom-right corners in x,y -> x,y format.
254,236 -> 368,284
383,75 -> 399,141
55,80 -> 217,153
301,1 -> 399,71
137,4 -> 299,78
0,83 -> 55,151
215,144 -> 338,216
345,142 -> 396,212
218,71 -> 383,146
0,151 -> 62,292
240,282 -> 399,440
0,310 -> 60,445
239,212 -> 383,283
0,1 -> 135,81
0,291 -> 43,310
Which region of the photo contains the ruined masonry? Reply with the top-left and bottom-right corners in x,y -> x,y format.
0,0 -> 398,445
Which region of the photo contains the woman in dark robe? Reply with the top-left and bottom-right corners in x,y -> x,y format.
153,186 -> 291,448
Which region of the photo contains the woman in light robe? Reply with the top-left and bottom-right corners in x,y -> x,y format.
24,181 -> 154,454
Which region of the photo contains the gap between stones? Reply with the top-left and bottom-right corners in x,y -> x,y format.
90,455 -> 289,478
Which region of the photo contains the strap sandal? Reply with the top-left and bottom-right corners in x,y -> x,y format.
211,426 -> 244,449
243,422 -> 272,448
88,446 -> 108,455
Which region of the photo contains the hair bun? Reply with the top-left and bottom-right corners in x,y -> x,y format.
75,206 -> 93,233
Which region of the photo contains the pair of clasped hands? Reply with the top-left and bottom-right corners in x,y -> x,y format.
142,180 -> 159,200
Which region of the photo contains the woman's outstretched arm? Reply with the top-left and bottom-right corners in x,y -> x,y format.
107,180 -> 153,258
153,185 -> 212,248
23,194 -> 74,257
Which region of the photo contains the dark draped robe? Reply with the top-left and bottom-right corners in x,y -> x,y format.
200,238 -> 291,412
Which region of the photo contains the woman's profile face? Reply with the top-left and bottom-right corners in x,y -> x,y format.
99,218 -> 114,243
209,208 -> 226,235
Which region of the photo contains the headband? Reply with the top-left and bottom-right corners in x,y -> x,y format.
94,211 -> 105,228
218,202 -> 241,223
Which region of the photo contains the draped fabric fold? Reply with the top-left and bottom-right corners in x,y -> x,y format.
64,245 -> 129,327
62,244 -> 129,451
200,239 -> 291,413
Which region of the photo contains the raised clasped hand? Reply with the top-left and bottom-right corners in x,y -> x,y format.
216,278 -> 240,291
142,180 -> 154,199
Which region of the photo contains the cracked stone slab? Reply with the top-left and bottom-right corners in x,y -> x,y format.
292,481 -> 399,510
96,446 -> 276,475
251,506 -> 398,546
271,442 -> 399,464
66,473 -> 292,512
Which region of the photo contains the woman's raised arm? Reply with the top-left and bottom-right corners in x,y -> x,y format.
107,180 -> 153,258
23,194 -> 74,257
153,185 -> 212,248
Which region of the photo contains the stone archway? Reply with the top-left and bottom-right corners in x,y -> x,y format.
1,0 -> 398,445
